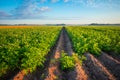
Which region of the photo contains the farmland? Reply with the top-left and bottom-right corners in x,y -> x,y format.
0,26 -> 120,80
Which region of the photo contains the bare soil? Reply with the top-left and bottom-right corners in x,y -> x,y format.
107,52 -> 120,62
83,53 -> 115,80
97,52 -> 120,80
43,28 -> 64,80
13,70 -> 26,80
0,68 -> 19,80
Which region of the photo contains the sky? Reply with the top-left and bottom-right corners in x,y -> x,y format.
0,0 -> 120,24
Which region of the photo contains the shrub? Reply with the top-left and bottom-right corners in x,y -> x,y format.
60,52 -> 75,71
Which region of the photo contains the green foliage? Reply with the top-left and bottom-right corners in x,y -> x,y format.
60,52 -> 75,71
66,26 -> 120,56
114,42 -> 120,55
0,27 -> 61,76
73,53 -> 86,65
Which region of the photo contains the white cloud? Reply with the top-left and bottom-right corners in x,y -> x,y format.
64,0 -> 69,2
40,0 -> 47,3
86,0 -> 97,7
11,0 -> 41,19
40,6 -> 50,11
0,10 -> 11,19
51,0 -> 59,3
0,0 -> 51,19
0,10 -> 10,17
69,0 -> 120,8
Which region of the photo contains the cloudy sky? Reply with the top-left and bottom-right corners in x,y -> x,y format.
0,0 -> 120,24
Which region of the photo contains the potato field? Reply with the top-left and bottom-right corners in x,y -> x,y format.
0,26 -> 120,80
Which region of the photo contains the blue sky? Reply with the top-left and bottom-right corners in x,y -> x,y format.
0,0 -> 120,24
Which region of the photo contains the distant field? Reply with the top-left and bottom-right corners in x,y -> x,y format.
0,25 -> 62,29
0,26 -> 34,28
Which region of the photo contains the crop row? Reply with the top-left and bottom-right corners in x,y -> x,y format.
66,26 -> 120,56
0,27 -> 61,77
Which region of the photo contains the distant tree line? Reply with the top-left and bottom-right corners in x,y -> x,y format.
90,23 -> 120,26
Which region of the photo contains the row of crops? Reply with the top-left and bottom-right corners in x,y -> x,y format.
0,27 -> 61,77
66,26 -> 120,56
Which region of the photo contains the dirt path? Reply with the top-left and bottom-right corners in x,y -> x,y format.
97,52 -> 120,80
43,28 -> 64,80
63,28 -> 88,80
44,27 -> 88,80
62,27 -> 73,56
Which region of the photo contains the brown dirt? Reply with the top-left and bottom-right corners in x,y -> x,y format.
62,28 -> 73,56
107,52 -> 120,62
13,70 -> 26,80
83,53 -> 115,80
44,51 -> 62,80
0,68 -> 19,80
64,62 -> 88,80
43,28 -> 64,80
97,52 -> 120,80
